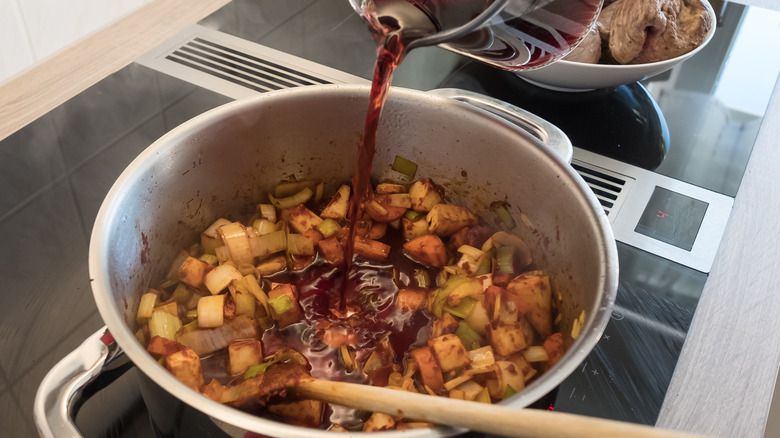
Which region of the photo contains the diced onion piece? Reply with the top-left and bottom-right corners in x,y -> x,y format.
387,193 -> 412,208
468,346 -> 496,372
137,292 -> 158,322
197,294 -> 225,328
268,293 -> 294,315
287,233 -> 315,256
523,346 -> 550,363
257,204 -> 277,222
204,263 -> 243,295
249,230 -> 287,259
253,219 -> 277,236
368,200 -> 388,216
457,244 -> 484,259
454,380 -> 485,401
177,315 -> 258,356
444,371 -> 474,391
219,222 -> 254,265
465,300 -> 490,335
268,187 -> 313,209
316,218 -> 340,238
392,155 -> 418,178
149,310 -> 182,341
375,183 -> 406,194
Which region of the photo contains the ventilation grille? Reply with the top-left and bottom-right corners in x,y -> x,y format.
166,37 -> 334,93
571,161 -> 632,218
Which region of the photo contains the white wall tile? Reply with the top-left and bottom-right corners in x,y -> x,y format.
16,0 -> 147,61
0,0 -> 36,83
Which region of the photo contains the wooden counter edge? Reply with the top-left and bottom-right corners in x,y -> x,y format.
0,0 -> 229,143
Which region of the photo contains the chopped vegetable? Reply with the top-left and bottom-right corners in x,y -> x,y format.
268,187 -> 313,209
149,310 -> 182,341
391,155 -> 418,178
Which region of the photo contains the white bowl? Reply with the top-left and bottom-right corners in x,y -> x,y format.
515,2 -> 716,92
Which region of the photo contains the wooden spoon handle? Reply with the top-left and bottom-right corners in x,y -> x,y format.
295,378 -> 707,438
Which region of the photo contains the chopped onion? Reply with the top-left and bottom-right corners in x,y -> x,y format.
177,315 -> 258,356
444,371 -> 474,391
457,245 -> 484,259
201,218 -> 232,254
468,346 -> 495,372
243,274 -> 270,315
387,193 -> 412,208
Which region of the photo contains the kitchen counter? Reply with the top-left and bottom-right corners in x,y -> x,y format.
1,0 -> 779,437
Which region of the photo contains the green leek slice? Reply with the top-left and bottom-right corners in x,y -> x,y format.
268,293 -> 294,315
444,296 -> 477,319
316,218 -> 341,238
455,320 -> 482,351
149,310 -> 182,341
268,187 -> 313,209
391,155 -> 418,178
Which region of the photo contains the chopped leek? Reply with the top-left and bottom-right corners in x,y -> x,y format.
391,155 -> 418,178
199,253 -> 218,265
218,222 -> 254,265
268,187 -> 313,209
286,233 -> 315,256
473,247 -> 494,276
316,218 -> 341,238
414,269 -> 431,288
444,296 -> 477,319
491,202 -> 516,230
244,361 -> 274,379
149,310 -> 182,341
274,180 -> 318,198
257,204 -> 277,222
503,384 -> 518,399
137,292 -> 158,322
496,245 -> 515,274
403,209 -> 423,222
253,219 -> 277,236
268,293 -> 294,315
432,275 -> 468,318
455,320 -> 481,351
249,230 -> 287,258
474,387 -> 492,404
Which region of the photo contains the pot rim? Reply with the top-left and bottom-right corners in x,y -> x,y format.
89,84 -> 618,437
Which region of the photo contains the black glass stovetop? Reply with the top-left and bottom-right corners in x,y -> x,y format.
2,1 -> 779,437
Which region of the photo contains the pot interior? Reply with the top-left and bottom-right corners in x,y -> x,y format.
90,84 -> 616,437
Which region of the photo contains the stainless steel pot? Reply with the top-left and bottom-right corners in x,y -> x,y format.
35,85 -> 617,437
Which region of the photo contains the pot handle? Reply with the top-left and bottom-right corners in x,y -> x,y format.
34,327 -> 127,438
428,88 -> 573,163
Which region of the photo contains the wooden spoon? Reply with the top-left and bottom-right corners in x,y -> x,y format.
293,376 -> 707,438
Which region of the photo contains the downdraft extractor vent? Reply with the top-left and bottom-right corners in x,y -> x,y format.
137,25 -> 367,100
571,161 -> 632,219
166,37 -> 332,93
